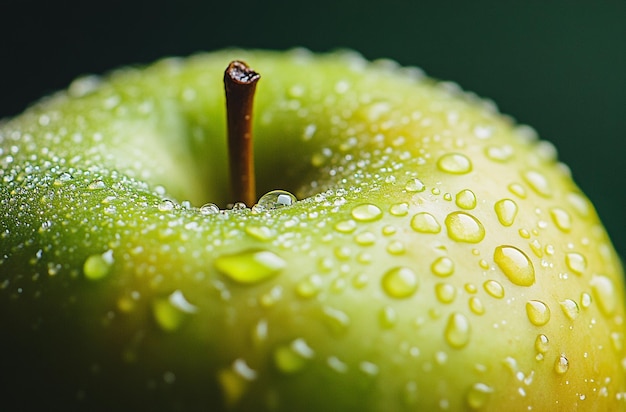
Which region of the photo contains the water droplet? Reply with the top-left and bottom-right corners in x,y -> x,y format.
152,290 -> 198,332
494,246 -> 535,286
535,334 -> 549,353
323,306 -> 351,335
410,212 -> 441,234
565,253 -> 587,276
158,199 -> 176,212
354,231 -> 377,246
257,190 -> 297,209
550,208 -> 572,232
296,274 -> 323,298
437,153 -> 472,174
214,249 -> 286,284
431,256 -> 454,277
54,172 -> 73,185
485,145 -> 513,162
494,199 -> 518,227
483,280 -> 505,299
522,170 -> 552,197
455,189 -> 477,210
386,240 -> 406,255
554,354 -> 569,375
444,312 -> 471,348
351,204 -> 383,222
590,274 -> 617,316
83,250 -> 114,280
469,297 -> 485,315
88,179 -> 107,190
508,183 -> 527,198
526,300 -> 551,326
580,292 -> 592,309
466,383 -> 493,409
560,299 -> 579,320
567,192 -> 591,217
379,305 -> 397,328
390,202 -> 409,216
445,212 -> 485,243
334,219 -> 357,234
274,338 -> 314,374
200,203 -> 220,215
381,267 -> 419,298
405,178 -> 426,192
245,225 -> 276,241
435,283 -> 457,303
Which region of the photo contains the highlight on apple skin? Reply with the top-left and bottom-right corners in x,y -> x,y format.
1,49 -> 625,411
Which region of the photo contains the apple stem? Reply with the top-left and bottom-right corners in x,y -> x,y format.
224,60 -> 260,207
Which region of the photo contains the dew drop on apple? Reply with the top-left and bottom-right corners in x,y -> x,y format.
379,305 -> 397,328
410,212 -> 441,234
88,179 -> 107,190
455,189 -> 477,210
437,153 -> 472,174
83,250 -> 114,280
322,306 -> 351,335
334,219 -> 357,234
200,203 -> 220,215
522,170 -> 552,198
580,292 -> 592,309
526,300 -> 551,326
381,267 -> 419,298
295,274 -> 323,298
245,225 -> 276,241
494,199 -> 518,227
257,190 -> 297,210
469,296 -> 485,315
559,299 -> 580,320
444,312 -> 471,348
435,282 -> 456,304
590,274 -> 617,316
351,203 -> 383,222
565,252 -> 587,276
214,249 -> 286,284
485,145 -> 514,162
466,382 -> 494,409
404,178 -> 425,192
354,231 -> 376,246
554,354 -> 569,375
535,334 -> 550,354
54,172 -> 73,185
386,240 -> 406,255
494,245 -> 535,286
389,202 -> 409,216
445,212 -> 485,243
483,280 -> 505,299
549,207 -> 572,232
152,290 -> 198,332
158,199 -> 176,212
273,338 -> 314,374
431,256 -> 454,277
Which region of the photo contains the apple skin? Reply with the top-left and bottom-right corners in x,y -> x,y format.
1,49 -> 625,411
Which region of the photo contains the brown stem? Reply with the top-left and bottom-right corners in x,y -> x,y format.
224,60 -> 260,207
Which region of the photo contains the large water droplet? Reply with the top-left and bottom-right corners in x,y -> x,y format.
565,253 -> 587,276
83,250 -> 114,280
522,170 -> 552,197
455,189 -> 477,210
494,199 -> 518,227
214,249 -> 286,284
200,203 -> 220,215
549,207 -> 572,232
590,274 -> 617,316
494,246 -> 535,286
445,212 -> 485,243
381,267 -> 419,298
483,280 -> 505,299
411,212 -> 441,234
437,153 -> 472,174
466,383 -> 493,410
351,204 -> 383,222
560,299 -> 579,320
431,256 -> 454,277
257,190 -> 297,210
526,300 -> 551,326
444,312 -> 471,348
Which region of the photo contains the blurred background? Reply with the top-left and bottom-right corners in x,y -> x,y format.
1,0 -> 624,260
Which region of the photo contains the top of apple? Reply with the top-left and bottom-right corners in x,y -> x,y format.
0,49 -> 624,411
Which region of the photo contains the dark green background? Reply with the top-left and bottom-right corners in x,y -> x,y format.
1,0 -> 624,260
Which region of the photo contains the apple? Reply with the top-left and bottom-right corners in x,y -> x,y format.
1,48 -> 625,411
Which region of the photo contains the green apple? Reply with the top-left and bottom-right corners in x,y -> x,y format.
1,49 -> 624,411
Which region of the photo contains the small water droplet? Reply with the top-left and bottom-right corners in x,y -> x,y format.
152,290 -> 198,332
273,338 -> 314,374
469,297 -> 485,315
334,219 -> 357,233
245,225 -> 276,241
390,202 -> 409,216
494,246 -> 535,286
526,300 -> 551,326
435,283 -> 457,303
508,183 -> 527,198
483,280 -> 505,299
494,199 -> 518,227
296,274 -> 323,298
550,208 -> 572,232
381,267 -> 419,298
560,299 -> 579,320
158,199 -> 176,212
379,305 -> 397,328
351,203 -> 383,222
323,306 -> 351,335
257,190 -> 297,209
535,334 -> 550,353
485,145 -> 513,162
386,240 -> 406,255
200,203 -> 220,215
590,274 -> 617,316
455,189 -> 477,210
411,212 -> 441,233
445,212 -> 485,243
437,153 -> 472,174
355,231 -> 377,246
580,292 -> 592,309
522,170 -> 552,197
88,179 -> 107,190
445,312 -> 471,348
405,178 -> 426,192
466,383 -> 493,409
83,250 -> 114,280
565,253 -> 587,276
54,172 -> 73,185
431,256 -> 454,277
214,249 -> 286,284
554,354 -> 569,375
